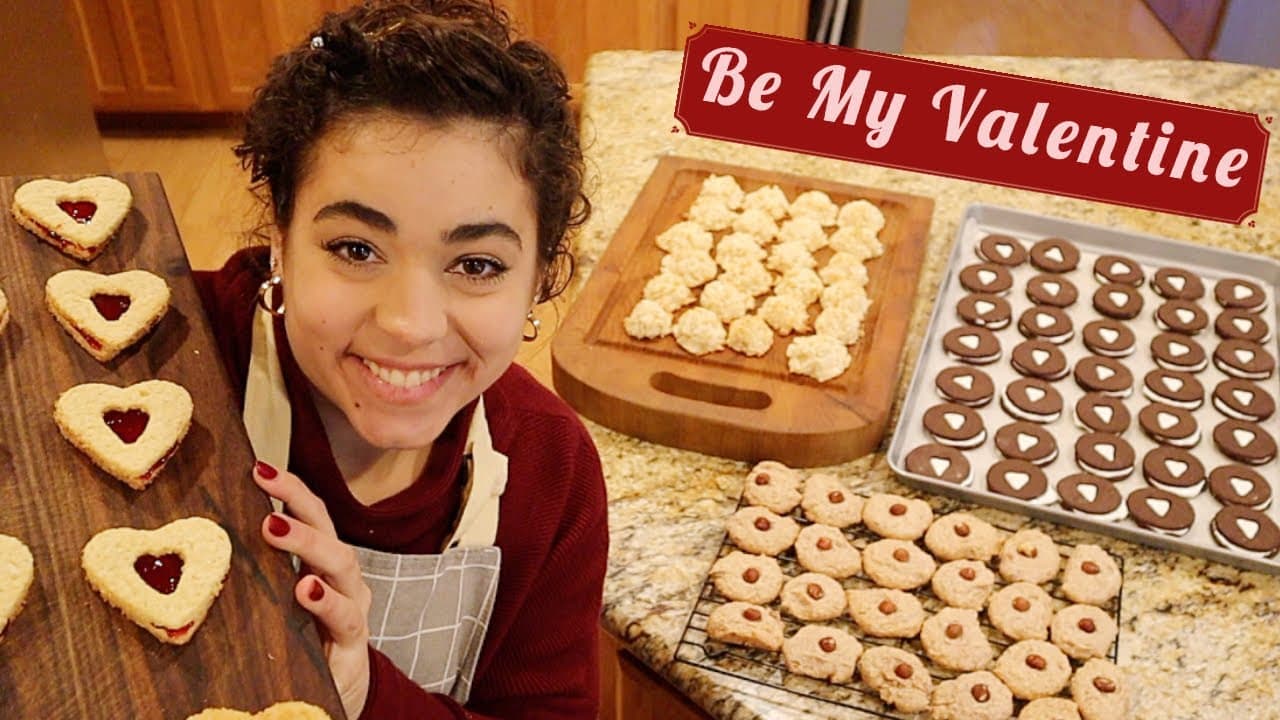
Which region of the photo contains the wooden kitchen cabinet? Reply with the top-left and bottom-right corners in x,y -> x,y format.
600,629 -> 712,720
66,0 -> 807,112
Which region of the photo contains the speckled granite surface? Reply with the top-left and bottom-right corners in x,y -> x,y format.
575,51 -> 1280,719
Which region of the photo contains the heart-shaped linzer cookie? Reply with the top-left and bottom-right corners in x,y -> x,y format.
82,517 -> 230,645
185,701 -> 334,719
0,534 -> 34,638
10,176 -> 132,261
46,269 -> 170,362
54,379 -> 192,489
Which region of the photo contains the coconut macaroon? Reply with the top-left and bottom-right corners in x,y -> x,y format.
788,334 -> 852,382
727,314 -> 774,357
741,184 -> 790,220
624,299 -> 673,340
697,173 -> 745,208
837,198 -> 886,233
700,279 -> 754,323
686,195 -> 736,231
774,268 -> 824,306
673,307 -> 726,355
714,232 -> 767,269
759,294 -> 812,335
815,303 -> 868,345
655,220 -> 714,254
721,260 -> 775,298
778,217 -> 828,252
820,253 -> 871,287
821,280 -> 871,310
829,226 -> 884,259
643,272 -> 696,311
788,189 -> 839,226
660,250 -> 718,288
766,241 -> 817,274
731,207 -> 780,243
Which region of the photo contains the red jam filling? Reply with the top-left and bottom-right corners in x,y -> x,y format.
58,200 -> 97,223
91,293 -> 131,321
72,324 -> 103,350
134,553 -> 183,594
162,622 -> 194,639
138,443 -> 180,483
104,408 -> 149,443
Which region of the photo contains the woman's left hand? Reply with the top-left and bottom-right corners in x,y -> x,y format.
253,461 -> 373,718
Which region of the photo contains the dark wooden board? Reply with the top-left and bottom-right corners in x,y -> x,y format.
0,173 -> 343,718
552,157 -> 934,467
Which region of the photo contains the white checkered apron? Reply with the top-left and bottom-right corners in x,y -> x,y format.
244,305 -> 508,703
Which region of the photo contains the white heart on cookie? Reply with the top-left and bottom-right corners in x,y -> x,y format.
0,534 -> 34,637
46,269 -> 170,362
82,516 -> 230,645
53,379 -> 192,490
10,176 -> 132,261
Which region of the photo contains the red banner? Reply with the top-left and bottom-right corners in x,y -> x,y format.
675,26 -> 1268,224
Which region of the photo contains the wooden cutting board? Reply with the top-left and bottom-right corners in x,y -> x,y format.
0,174 -> 343,718
552,157 -> 933,467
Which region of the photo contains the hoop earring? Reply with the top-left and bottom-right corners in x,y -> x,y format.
257,275 -> 286,317
522,311 -> 541,342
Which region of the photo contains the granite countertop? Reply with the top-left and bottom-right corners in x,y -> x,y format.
574,50 -> 1280,719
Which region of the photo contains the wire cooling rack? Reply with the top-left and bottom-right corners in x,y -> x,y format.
675,497 -> 1124,717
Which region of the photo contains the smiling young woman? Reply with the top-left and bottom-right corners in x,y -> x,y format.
192,2 -> 606,718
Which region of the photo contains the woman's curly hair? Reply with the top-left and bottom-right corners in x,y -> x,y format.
235,0 -> 587,300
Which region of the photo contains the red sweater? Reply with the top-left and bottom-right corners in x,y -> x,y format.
194,248 -> 608,719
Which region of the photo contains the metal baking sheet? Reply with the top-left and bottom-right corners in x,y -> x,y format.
888,204 -> 1280,575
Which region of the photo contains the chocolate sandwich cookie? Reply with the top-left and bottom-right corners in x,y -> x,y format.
1214,277 -> 1268,313
1058,473 -> 1127,522
1142,447 -> 1206,498
1141,369 -> 1203,410
1137,403 -> 1201,448
1026,274 -> 1078,308
1092,283 -> 1144,320
1011,340 -> 1069,380
1209,465 -> 1272,509
959,263 -> 1013,295
977,233 -> 1027,266
986,460 -> 1053,504
957,293 -> 1012,329
1093,254 -> 1144,286
943,326 -> 1003,365
1150,332 -> 1207,373
1151,267 -> 1205,300
905,444 -> 973,486
1082,319 -> 1136,357
1001,378 -> 1063,423
1213,419 -> 1277,465
1074,433 -> 1135,479
995,422 -> 1059,466
924,403 -> 988,449
1029,237 -> 1080,273
1127,487 -> 1195,536
1073,356 -> 1132,397
1215,308 -> 1272,343
936,366 -> 995,407
1213,339 -> 1276,380
1211,506 -> 1280,558
1154,299 -> 1208,335
1074,393 -> 1131,434
1213,378 -> 1275,422
1017,305 -> 1074,344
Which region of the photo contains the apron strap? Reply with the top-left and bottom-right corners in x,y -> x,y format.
243,303 -> 507,547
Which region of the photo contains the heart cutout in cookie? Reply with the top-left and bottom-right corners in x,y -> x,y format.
1032,349 -> 1050,364
1099,328 -> 1120,343
1095,406 -> 1114,423
1109,291 -> 1128,305
1168,276 -> 1186,291
1078,483 -> 1099,502
1164,377 -> 1184,392
1233,428 -> 1257,447
1146,497 -> 1171,517
1165,459 -> 1188,476
54,379 -> 192,490
978,270 -> 996,284
1157,413 -> 1178,430
1231,477 -> 1256,497
0,534 -> 34,636
1234,284 -> 1254,300
1046,248 -> 1064,263
82,517 -> 230,645
1096,444 -> 1116,462
1017,433 -> 1037,452
1234,317 -> 1254,333
954,374 -> 974,390
929,458 -> 952,476
995,243 -> 1013,258
975,300 -> 996,314
1026,387 -> 1046,402
1237,518 -> 1261,540
1036,313 -> 1054,328
944,412 -> 965,430
1169,342 -> 1189,357
46,269 -> 170,362
1236,348 -> 1256,364
959,334 -> 980,349
11,176 -> 132,261
1096,366 -> 1116,380
1176,308 -> 1196,323
1006,472 -> 1030,490
1234,388 -> 1255,406
1110,261 -> 1128,275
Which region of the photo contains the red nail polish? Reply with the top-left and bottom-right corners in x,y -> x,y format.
255,460 -> 278,479
309,580 -> 325,602
267,514 -> 290,537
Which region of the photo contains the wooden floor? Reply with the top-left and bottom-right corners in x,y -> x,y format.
99,0 -> 1188,381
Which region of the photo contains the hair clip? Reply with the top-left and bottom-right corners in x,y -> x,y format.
364,19 -> 405,43
310,34 -> 325,49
